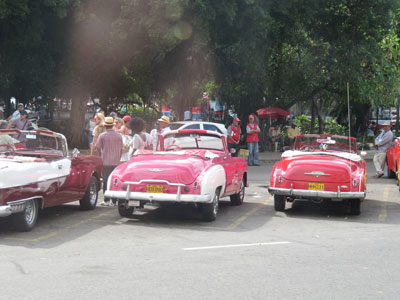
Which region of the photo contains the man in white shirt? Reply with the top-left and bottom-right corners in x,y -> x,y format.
8,103 -> 30,121
373,121 -> 393,178
151,116 -> 171,150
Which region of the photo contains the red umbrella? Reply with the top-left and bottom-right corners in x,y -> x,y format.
257,107 -> 290,119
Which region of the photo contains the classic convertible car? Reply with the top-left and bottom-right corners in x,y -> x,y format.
0,129 -> 102,231
268,134 -> 367,215
386,137 -> 400,186
105,129 -> 248,221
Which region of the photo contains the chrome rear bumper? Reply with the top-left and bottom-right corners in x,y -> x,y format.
268,187 -> 365,199
0,205 -> 13,217
104,190 -> 211,203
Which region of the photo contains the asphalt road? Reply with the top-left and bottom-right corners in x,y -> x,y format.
1,161 -> 400,300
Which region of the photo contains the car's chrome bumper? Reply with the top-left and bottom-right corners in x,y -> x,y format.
0,205 -> 13,217
104,190 -> 212,203
268,187 -> 365,199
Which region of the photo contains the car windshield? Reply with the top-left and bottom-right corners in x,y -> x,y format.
163,132 -> 224,151
0,130 -> 67,156
295,135 -> 356,153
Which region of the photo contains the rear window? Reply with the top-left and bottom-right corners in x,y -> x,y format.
204,124 -> 222,134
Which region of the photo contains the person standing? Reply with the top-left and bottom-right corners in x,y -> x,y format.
287,121 -> 301,148
90,113 -> 106,155
151,116 -> 171,150
373,121 -> 393,178
227,117 -> 241,157
246,114 -> 261,166
95,116 -> 123,206
129,117 -> 148,155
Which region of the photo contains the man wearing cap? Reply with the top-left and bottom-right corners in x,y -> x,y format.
96,116 -> 123,206
287,121 -> 301,148
227,117 -> 241,157
151,116 -> 171,150
373,121 -> 393,178
246,114 -> 261,166
7,110 -> 31,130
8,103 -> 30,121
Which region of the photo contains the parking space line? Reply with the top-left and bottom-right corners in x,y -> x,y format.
182,241 -> 291,251
378,185 -> 390,222
201,197 -> 272,230
3,208 -> 117,243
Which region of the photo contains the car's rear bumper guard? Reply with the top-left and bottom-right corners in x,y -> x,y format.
268,187 -> 365,199
0,205 -> 13,217
105,179 -> 211,203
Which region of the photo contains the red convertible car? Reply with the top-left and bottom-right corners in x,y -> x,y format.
268,134 -> 367,215
387,137 -> 400,185
105,129 -> 248,221
0,129 -> 103,231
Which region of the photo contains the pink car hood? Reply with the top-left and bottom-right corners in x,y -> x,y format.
116,153 -> 210,185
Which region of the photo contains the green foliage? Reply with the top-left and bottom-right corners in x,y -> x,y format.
296,114 -> 347,136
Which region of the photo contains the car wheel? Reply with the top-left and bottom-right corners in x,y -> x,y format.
230,178 -> 245,206
274,195 -> 286,212
350,199 -> 361,215
80,176 -> 99,210
12,199 -> 39,232
118,200 -> 135,217
387,167 -> 396,179
202,189 -> 220,221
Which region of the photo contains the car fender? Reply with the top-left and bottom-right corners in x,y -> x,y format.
200,165 -> 226,196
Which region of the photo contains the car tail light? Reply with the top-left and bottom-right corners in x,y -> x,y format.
278,176 -> 283,183
352,179 -> 357,187
193,182 -> 198,190
113,178 -> 119,187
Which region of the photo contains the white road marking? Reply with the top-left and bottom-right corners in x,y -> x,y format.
182,241 -> 291,251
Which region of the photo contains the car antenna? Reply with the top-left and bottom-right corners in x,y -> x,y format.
347,82 -> 352,153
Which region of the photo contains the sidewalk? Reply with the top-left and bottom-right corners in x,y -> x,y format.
256,150 -> 375,163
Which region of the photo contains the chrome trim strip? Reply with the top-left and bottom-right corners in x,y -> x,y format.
268,187 -> 364,199
304,172 -> 331,176
1,175 -> 68,189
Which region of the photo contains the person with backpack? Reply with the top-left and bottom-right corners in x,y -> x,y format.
227,117 -> 241,157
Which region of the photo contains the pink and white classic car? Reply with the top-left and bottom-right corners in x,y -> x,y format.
0,129 -> 103,231
268,134 -> 367,215
105,129 -> 248,221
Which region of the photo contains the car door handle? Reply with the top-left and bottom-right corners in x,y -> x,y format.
58,165 -> 63,170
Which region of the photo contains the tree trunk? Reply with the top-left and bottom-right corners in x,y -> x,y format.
67,98 -> 88,149
310,103 -> 316,134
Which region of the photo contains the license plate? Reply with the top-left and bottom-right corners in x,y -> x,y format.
146,184 -> 164,193
308,183 -> 324,191
128,200 -> 140,207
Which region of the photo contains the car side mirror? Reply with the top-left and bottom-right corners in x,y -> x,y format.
72,148 -> 80,158
360,151 -> 367,157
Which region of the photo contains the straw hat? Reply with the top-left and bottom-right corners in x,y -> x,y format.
104,116 -> 114,126
158,115 -> 170,124
382,121 -> 391,127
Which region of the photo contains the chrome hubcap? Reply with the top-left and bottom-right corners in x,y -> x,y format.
24,200 -> 37,225
239,181 -> 245,200
212,193 -> 219,215
89,180 -> 97,205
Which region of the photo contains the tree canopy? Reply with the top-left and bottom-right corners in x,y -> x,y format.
1,0 -> 400,145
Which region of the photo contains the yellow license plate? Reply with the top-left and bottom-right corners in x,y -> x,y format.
308,183 -> 324,191
146,185 -> 164,193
